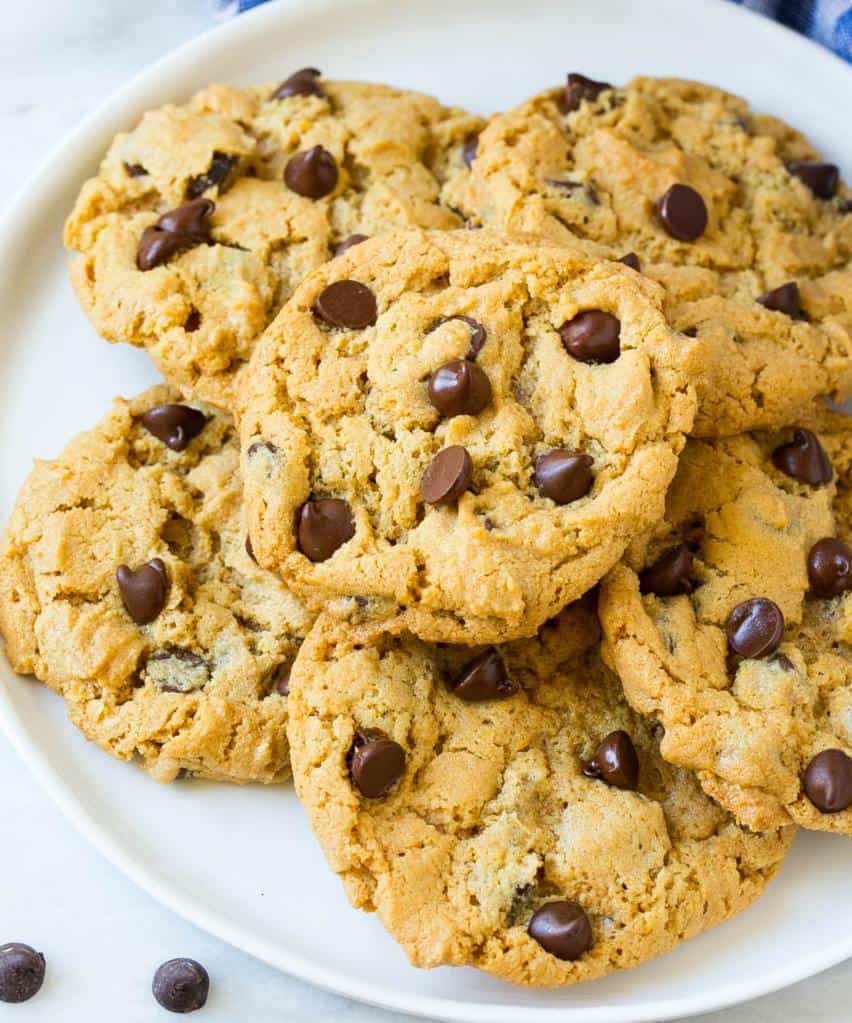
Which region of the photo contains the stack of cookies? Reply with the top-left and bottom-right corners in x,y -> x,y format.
2,67 -> 851,987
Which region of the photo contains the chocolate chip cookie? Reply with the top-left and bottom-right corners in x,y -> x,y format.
287,600 -> 791,985
0,385 -> 313,783
600,414 -> 852,832
451,75 -> 852,436
239,227 -> 696,643
64,73 -> 482,408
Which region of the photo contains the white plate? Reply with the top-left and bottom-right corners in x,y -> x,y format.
1,0 -> 851,1020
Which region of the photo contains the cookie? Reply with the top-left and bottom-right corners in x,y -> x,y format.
451,75 -> 852,436
600,414 -> 852,832
0,385 -> 313,783
64,73 -> 482,408
238,227 -> 696,643
286,600 -> 792,986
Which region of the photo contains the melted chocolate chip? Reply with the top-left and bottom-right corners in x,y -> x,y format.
462,134 -> 479,168
421,446 -> 473,505
528,901 -> 593,960
789,161 -> 839,199
271,67 -> 323,99
803,749 -> 852,813
657,183 -> 708,242
582,730 -> 639,790
534,450 -> 594,504
297,499 -> 355,562
136,198 -> 215,271
428,314 -> 487,360
314,280 -> 377,329
619,252 -> 641,271
757,281 -> 803,319
771,429 -> 833,486
639,544 -> 693,597
284,145 -> 338,198
450,648 -> 518,702
186,152 -> 238,199
152,959 -> 210,1013
563,72 -> 611,113
140,404 -> 207,451
807,537 -> 852,598
348,731 -> 406,797
726,598 -> 784,659
334,233 -> 369,257
116,559 -> 168,625
427,359 -> 492,418
0,944 -> 45,1004
560,310 -> 621,364
183,309 -> 201,332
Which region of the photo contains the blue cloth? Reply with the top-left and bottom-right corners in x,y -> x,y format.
224,0 -> 852,62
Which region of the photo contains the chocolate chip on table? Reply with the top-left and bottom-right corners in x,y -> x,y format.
297,499 -> 355,562
757,281 -> 803,319
428,359 -> 492,418
185,151 -> 238,199
528,901 -> 593,960
116,559 -> 168,625
428,314 -> 487,359
124,161 -> 148,178
314,280 -> 377,329
560,310 -> 621,364
136,198 -> 215,271
771,428 -> 833,486
563,72 -> 611,112
726,598 -> 784,659
334,233 -> 369,257
803,749 -> 852,813
582,730 -> 640,790
618,252 -> 641,271
152,958 -> 210,1014
640,544 -> 693,597
534,450 -> 594,504
140,404 -> 207,451
0,943 -> 45,1004
657,183 -> 708,242
807,538 -> 852,598
450,648 -> 518,702
348,731 -> 406,798
284,145 -> 338,198
462,133 -> 479,168
421,446 -> 473,505
789,160 -> 839,199
271,67 -> 323,99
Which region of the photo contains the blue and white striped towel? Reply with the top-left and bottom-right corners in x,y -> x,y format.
222,0 -> 852,62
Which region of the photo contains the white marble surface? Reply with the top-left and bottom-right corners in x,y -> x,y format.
0,1 -> 850,1020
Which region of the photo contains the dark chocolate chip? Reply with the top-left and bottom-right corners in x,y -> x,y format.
284,145 -> 338,198
534,450 -> 594,504
136,198 -> 215,271
619,252 -> 641,271
334,233 -> 369,257
116,559 -> 168,625
124,161 -> 148,178
582,730 -> 639,790
560,310 -> 621,364
789,161 -> 839,199
245,535 -> 256,563
0,944 -> 45,1004
528,901 -> 593,960
421,446 -> 473,505
186,152 -> 238,199
564,72 -> 611,113
657,183 -> 708,242
807,537 -> 852,598
640,544 -> 693,597
272,67 -> 323,99
428,314 -> 487,359
450,648 -> 518,702
427,359 -> 492,418
296,499 -> 355,562
771,428 -> 833,486
152,958 -> 210,1013
348,731 -> 406,798
773,652 -> 795,671
183,309 -> 201,332
803,749 -> 852,813
462,134 -> 479,168
757,281 -> 803,319
726,598 -> 784,659
147,647 -> 209,694
314,280 -> 377,329
268,660 -> 293,696
140,404 -> 207,451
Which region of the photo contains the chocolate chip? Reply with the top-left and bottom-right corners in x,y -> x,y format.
789,161 -> 839,199
757,281 -> 803,319
116,558 -> 168,625
334,233 -> 369,257
564,72 -> 611,113
272,67 -> 323,99
560,310 -> 621,364
314,280 -> 377,329
534,450 -> 594,504
136,198 -> 215,270
247,440 -> 277,456
546,178 -> 582,192
428,314 -> 487,359
450,648 -> 518,702
528,901 -> 593,960
284,145 -> 338,198
268,660 -> 293,696
152,958 -> 210,1013
807,537 -> 852,598
421,446 -> 473,505
186,152 -> 238,200
726,598 -> 784,659
619,252 -> 641,271
582,730 -> 639,790
140,404 -> 207,451
427,359 -> 492,418
348,731 -> 406,798
183,309 -> 201,332
803,749 -> 852,813
0,944 -> 45,1004
297,499 -> 355,562
773,652 -> 795,671
146,648 -> 209,694
771,429 -> 833,486
245,536 -> 256,562
657,183 -> 708,242
640,544 -> 693,597
462,134 -> 479,167
124,161 -> 148,178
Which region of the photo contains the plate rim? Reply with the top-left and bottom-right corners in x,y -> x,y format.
0,0 -> 851,1020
